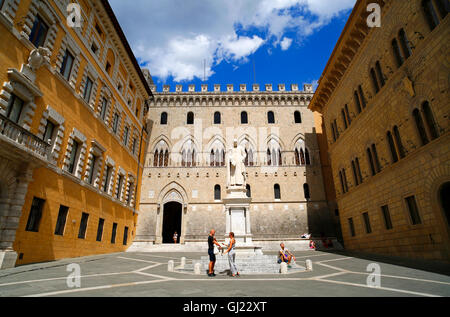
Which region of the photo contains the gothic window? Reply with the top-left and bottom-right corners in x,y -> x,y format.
358,85 -> 366,108
209,140 -> 225,167
267,139 -> 282,166
345,104 -> 351,126
154,140 -> 170,167
371,144 -> 382,173
422,101 -> 439,140
393,126 -> 406,159
268,111 -> 275,124
161,112 -> 168,125
214,112 -> 221,124
241,111 -> 248,124
294,111 -> 302,123
354,90 -> 362,113
398,29 -> 412,60
303,184 -> 310,200
351,157 -> 363,186
435,0 -> 449,19
187,112 -> 194,125
392,38 -> 404,68
387,131 -> 399,163
274,184 -> 281,200
376,61 -> 385,88
341,109 -> 348,129
370,67 -> 380,93
154,150 -> 159,167
210,150 -> 215,167
413,108 -> 429,146
422,0 -> 441,30
367,147 -> 376,176
214,185 -> 221,200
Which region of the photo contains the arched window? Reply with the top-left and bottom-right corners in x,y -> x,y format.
422,0 -> 440,30
303,183 -> 310,200
246,184 -> 251,198
160,112 -> 168,125
274,184 -> 281,200
294,111 -> 302,123
354,91 -> 362,113
387,131 -> 399,163
370,68 -> 380,93
413,108 -> 429,145
295,149 -> 300,165
393,126 -> 406,159
164,150 -> 169,167
210,150 -> 215,167
375,61 -> 385,87
268,111 -> 275,124
241,111 -> 248,124
187,112 -> 194,125
159,148 -> 164,166
398,29 -> 412,60
154,150 -> 159,167
214,111 -> 221,124
392,38 -> 404,67
422,101 -> 439,140
214,185 -> 221,200
435,0 -> 449,19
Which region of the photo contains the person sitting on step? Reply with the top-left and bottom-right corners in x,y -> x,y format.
278,243 -> 296,265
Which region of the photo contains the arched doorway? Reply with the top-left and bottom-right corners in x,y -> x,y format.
439,182 -> 450,226
162,202 -> 182,244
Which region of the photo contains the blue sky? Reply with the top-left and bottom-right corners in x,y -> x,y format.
109,0 -> 356,92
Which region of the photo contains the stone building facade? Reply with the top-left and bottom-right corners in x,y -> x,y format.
135,83 -> 336,247
310,0 -> 449,261
0,0 -> 152,267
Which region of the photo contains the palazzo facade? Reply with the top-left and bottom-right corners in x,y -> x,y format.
136,83 -> 337,246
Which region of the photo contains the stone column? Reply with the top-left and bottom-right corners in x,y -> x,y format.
0,164 -> 34,269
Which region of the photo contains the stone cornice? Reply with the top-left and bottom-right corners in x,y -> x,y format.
309,0 -> 389,113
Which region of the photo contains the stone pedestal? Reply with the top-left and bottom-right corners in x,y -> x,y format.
223,186 -> 262,256
0,249 -> 18,270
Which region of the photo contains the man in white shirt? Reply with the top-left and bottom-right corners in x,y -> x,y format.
278,243 -> 296,265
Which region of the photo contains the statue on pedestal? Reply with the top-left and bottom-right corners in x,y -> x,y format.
227,139 -> 246,188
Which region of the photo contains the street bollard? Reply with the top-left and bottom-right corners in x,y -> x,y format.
168,260 -> 174,272
180,257 -> 186,269
194,262 -> 202,275
280,262 -> 288,274
305,259 -> 313,271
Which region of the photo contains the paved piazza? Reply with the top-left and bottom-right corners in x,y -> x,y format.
0,250 -> 449,297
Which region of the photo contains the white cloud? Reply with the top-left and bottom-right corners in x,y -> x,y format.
109,0 -> 356,82
280,37 -> 293,51
219,35 -> 265,62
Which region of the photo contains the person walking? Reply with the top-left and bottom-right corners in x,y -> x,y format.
208,229 -> 222,277
173,231 -> 178,244
223,232 -> 240,277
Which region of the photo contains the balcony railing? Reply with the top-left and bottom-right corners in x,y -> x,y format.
0,113 -> 49,159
